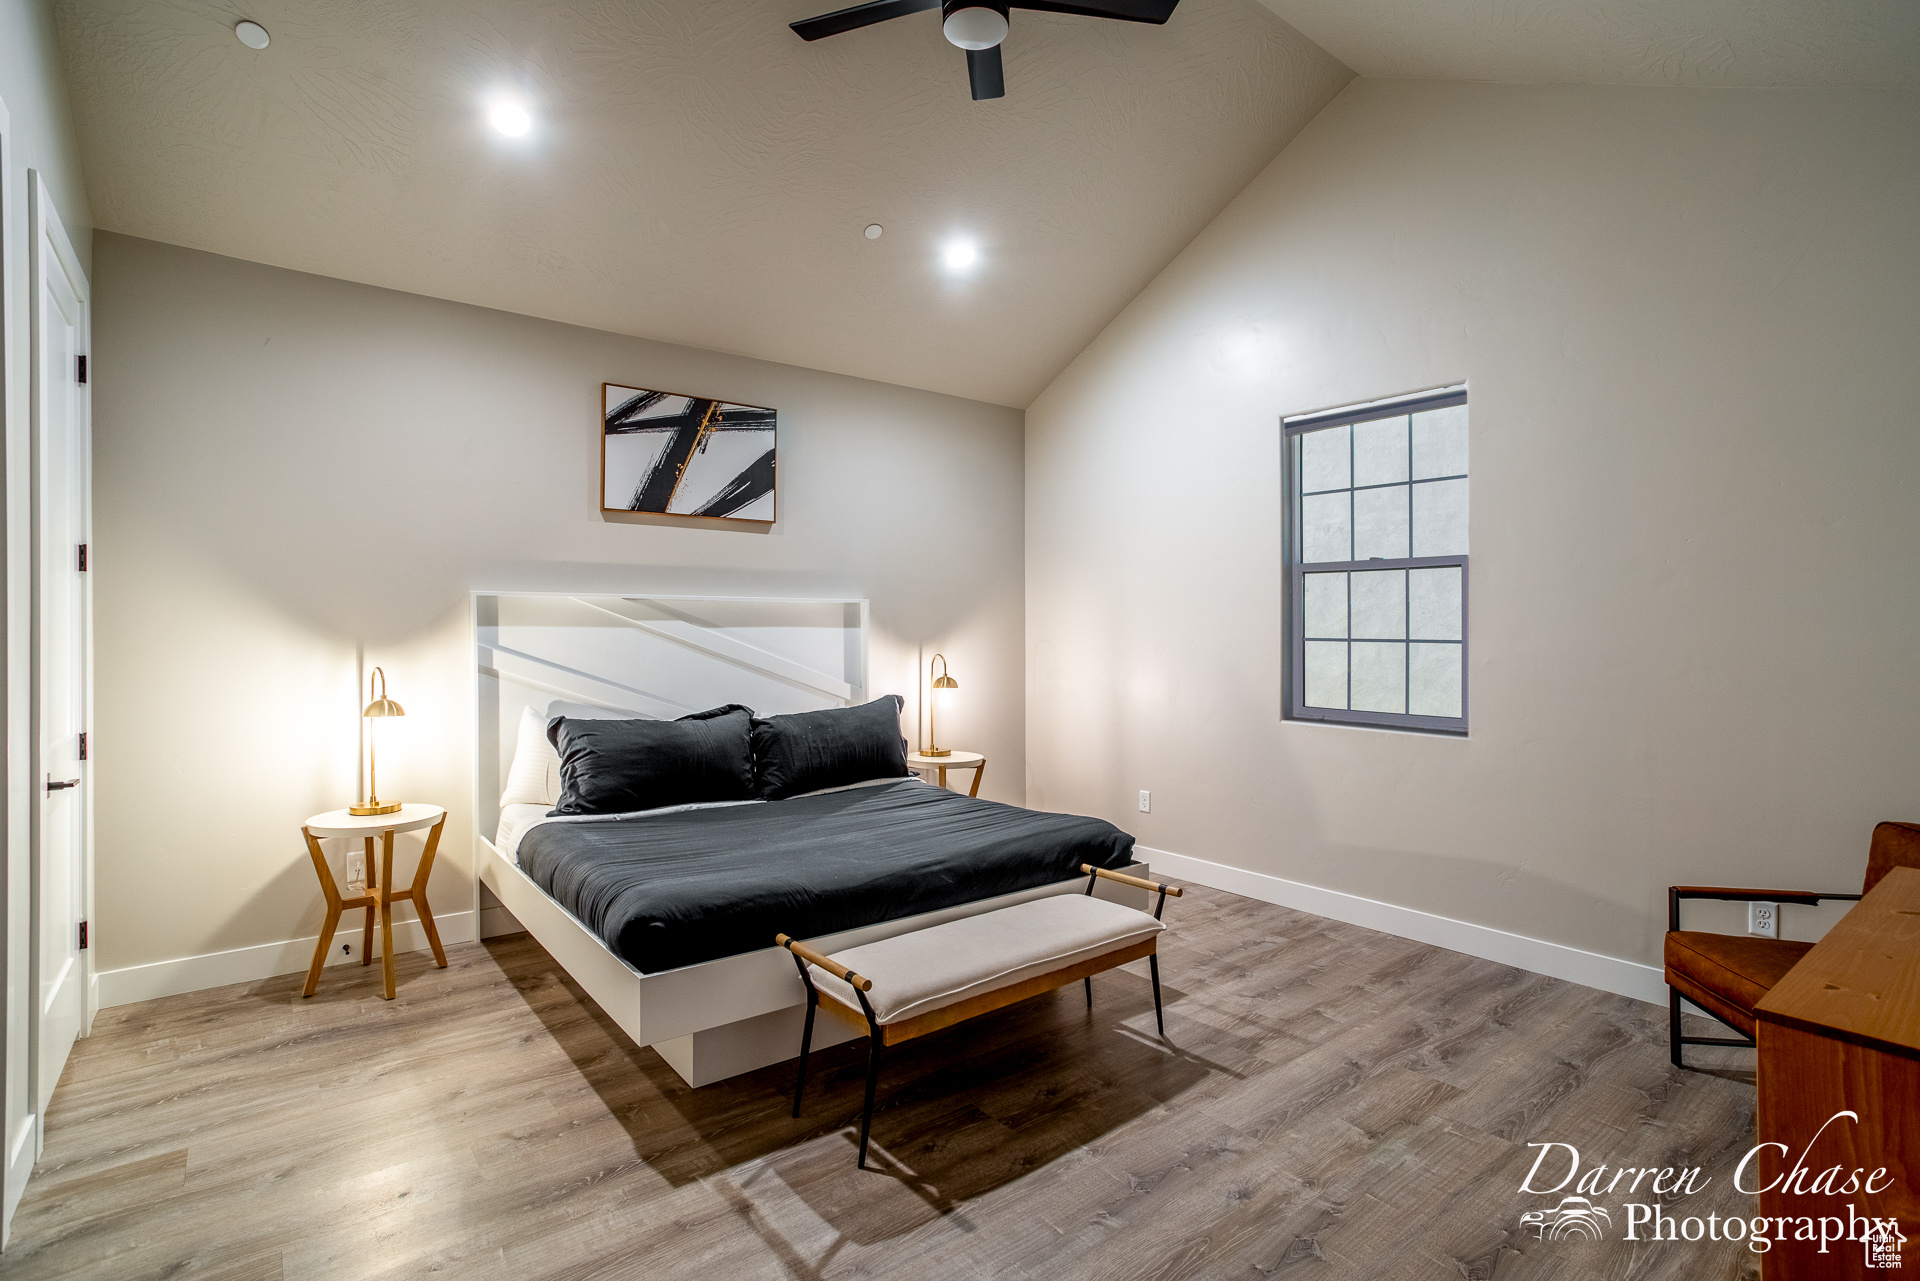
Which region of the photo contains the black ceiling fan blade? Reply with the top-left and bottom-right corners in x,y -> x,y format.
1011,0 -> 1178,23
790,0 -> 941,41
966,45 -> 1005,100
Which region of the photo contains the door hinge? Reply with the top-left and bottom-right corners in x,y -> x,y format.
79,921 -> 88,950
79,732 -> 88,761
78,544 -> 87,571
77,354 -> 88,384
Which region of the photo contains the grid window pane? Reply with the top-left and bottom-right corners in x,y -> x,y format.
1304,572 -> 1348,638
1412,477 -> 1469,556
1408,566 -> 1462,640
1353,485 -> 1410,560
1300,424 -> 1350,493
1350,641 -> 1406,713
1304,641 -> 1348,709
1289,395 -> 1466,730
1409,642 -> 1462,717
1302,492 -> 1351,563
1353,415 -> 1409,488
1412,405 -> 1468,480
1350,570 -> 1406,639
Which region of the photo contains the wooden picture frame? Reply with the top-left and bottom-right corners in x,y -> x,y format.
601,382 -> 776,524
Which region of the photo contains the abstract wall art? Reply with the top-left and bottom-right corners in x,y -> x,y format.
602,383 -> 776,522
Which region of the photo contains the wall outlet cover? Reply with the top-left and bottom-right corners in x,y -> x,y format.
1138,790 -> 1151,813
1748,901 -> 1779,939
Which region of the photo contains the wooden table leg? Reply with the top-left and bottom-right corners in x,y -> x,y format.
361,836 -> 375,966
412,818 -> 447,969
301,829 -> 341,998
969,761 -> 984,798
377,829 -> 397,1000
937,766 -> 948,789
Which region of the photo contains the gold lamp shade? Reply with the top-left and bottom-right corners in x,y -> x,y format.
350,667 -> 406,815
923,654 -> 959,757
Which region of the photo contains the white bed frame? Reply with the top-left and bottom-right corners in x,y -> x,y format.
472,592 -> 1145,1087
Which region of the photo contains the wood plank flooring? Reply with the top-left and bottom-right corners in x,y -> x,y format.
0,884 -> 1763,1280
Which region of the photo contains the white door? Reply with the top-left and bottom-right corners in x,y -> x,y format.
29,173 -> 90,1129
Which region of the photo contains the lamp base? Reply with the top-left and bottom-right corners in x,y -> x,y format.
918,747 -> 952,758
350,800 -> 403,816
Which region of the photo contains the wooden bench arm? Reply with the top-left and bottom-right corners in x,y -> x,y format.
776,934 -> 873,992
1081,865 -> 1183,897
1667,886 -> 1861,931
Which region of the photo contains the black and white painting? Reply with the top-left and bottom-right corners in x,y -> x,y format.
602,383 -> 776,522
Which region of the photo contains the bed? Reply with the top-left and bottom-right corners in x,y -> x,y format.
472,593 -> 1147,1087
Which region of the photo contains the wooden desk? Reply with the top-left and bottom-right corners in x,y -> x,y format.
1756,865 -> 1920,1277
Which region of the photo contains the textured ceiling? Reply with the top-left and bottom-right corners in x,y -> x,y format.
55,0 -> 1352,407
1253,0 -> 1920,86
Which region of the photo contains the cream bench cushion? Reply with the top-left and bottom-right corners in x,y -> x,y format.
807,892 -> 1165,1025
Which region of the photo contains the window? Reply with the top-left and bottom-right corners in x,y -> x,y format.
1284,386 -> 1468,733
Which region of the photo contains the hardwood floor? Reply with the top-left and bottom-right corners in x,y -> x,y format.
1,885 -> 1763,1280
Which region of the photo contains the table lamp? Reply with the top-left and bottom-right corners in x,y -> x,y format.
350,667 -> 405,816
923,654 -> 958,757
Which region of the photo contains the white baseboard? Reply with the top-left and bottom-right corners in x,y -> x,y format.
1139,846 -> 1667,1005
479,904 -> 524,938
95,909 -> 479,1009
94,856 -> 1667,1012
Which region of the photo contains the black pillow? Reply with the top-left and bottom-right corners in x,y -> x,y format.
547,704 -> 755,816
751,696 -> 910,800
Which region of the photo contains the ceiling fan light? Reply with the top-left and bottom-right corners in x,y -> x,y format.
943,7 -> 1008,50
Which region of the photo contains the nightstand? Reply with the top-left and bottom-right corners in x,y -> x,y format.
301,803 -> 447,1000
907,751 -> 985,797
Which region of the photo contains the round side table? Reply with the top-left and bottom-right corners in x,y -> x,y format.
907,751 -> 985,797
301,803 -> 447,1000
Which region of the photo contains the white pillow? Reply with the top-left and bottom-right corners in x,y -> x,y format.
500,706 -> 564,808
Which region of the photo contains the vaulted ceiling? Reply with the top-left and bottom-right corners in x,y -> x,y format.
54,0 -> 1351,407
1255,0 -> 1920,87
53,1 -> 1916,408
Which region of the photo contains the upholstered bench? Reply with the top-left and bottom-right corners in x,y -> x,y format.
777,864 -> 1181,1168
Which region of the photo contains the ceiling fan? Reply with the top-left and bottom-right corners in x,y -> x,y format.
790,0 -> 1180,101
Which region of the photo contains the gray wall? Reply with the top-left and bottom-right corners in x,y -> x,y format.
90,232 -> 1026,974
1,0 -> 90,267
1025,80 -> 1920,973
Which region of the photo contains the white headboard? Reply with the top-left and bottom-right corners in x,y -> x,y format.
473,593 -> 869,837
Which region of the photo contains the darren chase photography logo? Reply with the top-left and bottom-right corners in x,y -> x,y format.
1519,1197 -> 1612,1240
1516,1110 -> 1905,1266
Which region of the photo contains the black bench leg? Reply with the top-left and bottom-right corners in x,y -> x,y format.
1150,953 -> 1165,1038
793,998 -> 817,1118
1084,976 -> 1092,1009
857,1031 -> 884,1170
1668,988 -> 1684,1069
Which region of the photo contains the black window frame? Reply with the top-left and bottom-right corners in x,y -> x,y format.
1283,385 -> 1469,735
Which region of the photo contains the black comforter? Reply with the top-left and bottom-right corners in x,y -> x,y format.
516,779 -> 1136,973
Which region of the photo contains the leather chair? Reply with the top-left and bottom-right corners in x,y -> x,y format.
1665,821 -> 1920,1068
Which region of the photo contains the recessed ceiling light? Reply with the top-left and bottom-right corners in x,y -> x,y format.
234,20 -> 270,50
488,101 -> 532,137
940,239 -> 979,273
864,224 -> 884,240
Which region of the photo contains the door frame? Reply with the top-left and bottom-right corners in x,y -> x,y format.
22,167 -> 91,1171
0,88 -> 29,1247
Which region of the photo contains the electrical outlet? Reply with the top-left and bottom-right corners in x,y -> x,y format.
346,851 -> 366,895
1138,790 -> 1151,813
1748,901 -> 1779,939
